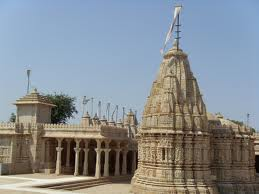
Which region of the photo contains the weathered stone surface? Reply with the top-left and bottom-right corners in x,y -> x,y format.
131,41 -> 259,194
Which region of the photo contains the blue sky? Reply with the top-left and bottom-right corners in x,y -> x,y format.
0,0 -> 258,129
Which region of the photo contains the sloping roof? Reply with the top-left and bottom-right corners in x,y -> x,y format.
14,89 -> 56,107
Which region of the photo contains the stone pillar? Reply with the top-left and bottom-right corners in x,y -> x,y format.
74,139 -> 81,176
122,149 -> 128,175
95,140 -> 101,178
66,139 -> 71,167
131,150 -> 137,174
55,138 -> 63,175
115,148 -> 121,176
104,148 -> 111,177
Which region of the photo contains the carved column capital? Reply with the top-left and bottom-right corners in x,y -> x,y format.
115,148 -> 122,153
83,148 -> 89,153
95,148 -> 102,154
75,139 -> 81,147
74,147 -> 81,153
56,147 -> 63,152
57,138 -> 63,147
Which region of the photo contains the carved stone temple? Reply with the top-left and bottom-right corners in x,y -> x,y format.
131,41 -> 259,194
0,89 -> 138,178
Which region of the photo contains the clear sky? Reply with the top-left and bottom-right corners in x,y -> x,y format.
0,0 -> 258,130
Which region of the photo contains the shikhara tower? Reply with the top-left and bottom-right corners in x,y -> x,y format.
131,40 -> 218,193
131,5 -> 259,194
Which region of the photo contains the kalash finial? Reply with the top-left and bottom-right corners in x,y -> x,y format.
160,5 -> 183,55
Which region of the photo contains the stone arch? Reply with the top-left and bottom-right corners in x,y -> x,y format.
88,139 -> 97,176
109,140 -> 117,149
101,141 -> 106,149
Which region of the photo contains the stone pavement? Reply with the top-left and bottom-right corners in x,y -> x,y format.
0,174 -> 131,194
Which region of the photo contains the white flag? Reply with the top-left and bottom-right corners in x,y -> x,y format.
160,6 -> 182,54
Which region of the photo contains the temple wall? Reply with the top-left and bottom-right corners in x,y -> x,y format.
0,136 -> 12,163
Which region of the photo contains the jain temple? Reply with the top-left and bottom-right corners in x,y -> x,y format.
0,5 -> 259,194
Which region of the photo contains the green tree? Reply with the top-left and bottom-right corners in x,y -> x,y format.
9,113 -> 16,122
46,93 -> 78,124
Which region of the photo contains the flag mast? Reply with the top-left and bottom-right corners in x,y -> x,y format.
160,5 -> 182,54
175,5 -> 182,51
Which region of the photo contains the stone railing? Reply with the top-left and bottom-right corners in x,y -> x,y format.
0,122 -> 16,129
43,122 -> 130,130
43,123 -> 101,130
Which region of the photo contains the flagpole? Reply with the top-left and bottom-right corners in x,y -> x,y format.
175,5 -> 182,51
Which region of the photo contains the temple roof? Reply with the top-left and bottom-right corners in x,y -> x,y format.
141,42 -> 207,132
14,88 -> 56,107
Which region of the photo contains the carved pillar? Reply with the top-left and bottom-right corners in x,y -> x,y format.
122,149 -> 128,175
131,150 -> 137,174
95,139 -> 101,178
55,138 -> 63,175
115,148 -> 121,176
104,148 -> 111,177
65,139 -> 71,167
83,140 -> 89,176
74,139 -> 81,176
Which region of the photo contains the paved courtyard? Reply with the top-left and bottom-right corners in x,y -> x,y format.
0,174 -> 131,194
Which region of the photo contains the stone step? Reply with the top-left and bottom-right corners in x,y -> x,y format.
36,175 -> 132,191
37,177 -> 107,188
66,181 -> 112,191
48,179 -> 110,190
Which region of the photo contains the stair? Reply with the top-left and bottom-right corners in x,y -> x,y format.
36,175 -> 132,191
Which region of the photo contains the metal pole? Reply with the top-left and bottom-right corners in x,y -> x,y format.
122,107 -> 125,124
98,101 -> 101,118
247,113 -> 250,127
106,103 -> 110,121
27,70 -> 31,94
176,11 -> 180,51
91,98 -> 94,117
115,105 -> 119,123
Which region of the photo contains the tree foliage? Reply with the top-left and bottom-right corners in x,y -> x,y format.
46,93 -> 78,124
9,113 -> 16,123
